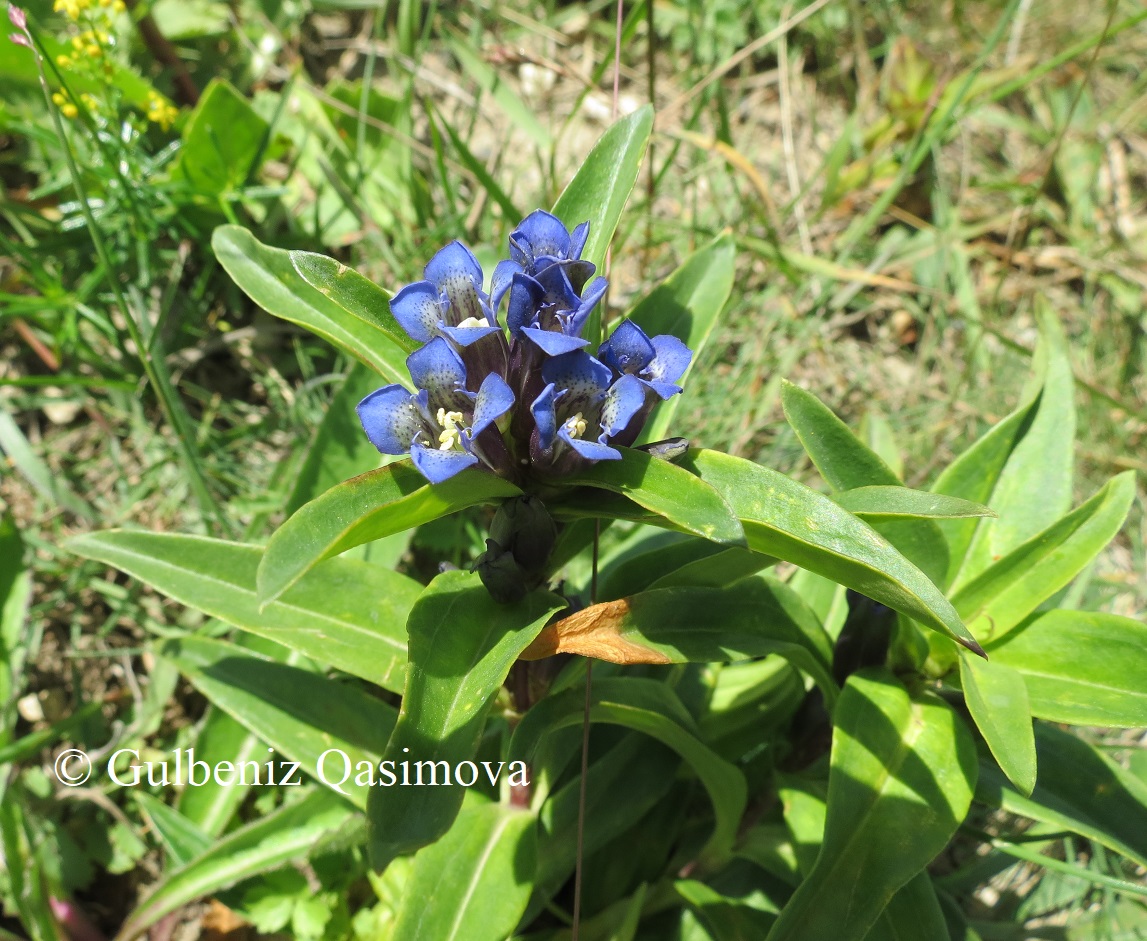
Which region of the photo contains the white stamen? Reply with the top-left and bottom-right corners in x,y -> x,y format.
436,408 -> 466,451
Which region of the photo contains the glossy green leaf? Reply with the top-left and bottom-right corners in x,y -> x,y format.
175,707 -> 264,837
647,546 -> 775,589
174,79 -> 267,196
528,574 -> 835,704
566,447 -> 745,546
959,650 -> 1036,795
931,393 -> 1036,588
552,105 -> 653,340
161,636 -> 396,808
368,572 -> 566,869
390,801 -> 536,941
782,380 -> 949,584
864,873 -> 950,941
766,670 -> 977,941
119,790 -> 354,941
951,472 -> 1135,644
676,879 -> 778,938
960,304 -> 1076,583
290,252 -> 416,357
627,235 -> 737,442
258,462 -> 521,604
512,678 -> 747,865
134,793 -> 213,868
977,724 -> 1147,869
679,449 -> 983,655
212,225 -> 410,384
986,610 -> 1147,727
598,532 -> 726,600
67,531 -> 417,693
834,487 -> 994,522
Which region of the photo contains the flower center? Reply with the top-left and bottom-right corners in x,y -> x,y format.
456,316 -> 487,329
563,412 -> 588,439
436,408 -> 466,451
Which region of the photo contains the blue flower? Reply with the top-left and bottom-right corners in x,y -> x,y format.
503,267 -> 608,356
491,210 -> 598,317
529,351 -> 646,463
389,241 -> 502,348
357,337 -> 514,484
598,319 -> 693,399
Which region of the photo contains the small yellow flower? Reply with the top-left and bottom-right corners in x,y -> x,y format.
51,91 -> 67,106
145,91 -> 178,131
56,54 -> 71,67
61,102 -> 78,119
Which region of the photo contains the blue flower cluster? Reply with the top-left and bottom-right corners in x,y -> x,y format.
357,211 -> 693,485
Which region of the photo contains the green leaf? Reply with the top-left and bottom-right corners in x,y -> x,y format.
986,610 -> 1147,728
512,678 -> 747,865
864,873 -> 950,941
173,79 -> 268,196
289,252 -> 416,357
175,707 -> 263,837
680,449 -> 983,655
368,572 -> 566,869
524,574 -> 836,705
134,793 -> 213,868
959,650 -> 1036,795
390,801 -> 537,941
161,636 -> 396,808
119,791 -> 354,941
565,447 -> 746,546
951,472 -> 1135,644
67,531 -> 417,693
977,724 -> 1147,869
552,105 -> 654,340
834,487 -> 995,522
627,235 -> 737,442
765,670 -> 977,941
212,225 -> 410,384
0,512 -> 32,731
647,546 -> 775,589
258,462 -> 521,605
959,305 -> 1076,584
782,380 -> 949,584
598,532 -> 727,600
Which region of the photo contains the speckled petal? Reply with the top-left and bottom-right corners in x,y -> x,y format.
598,374 -> 646,441
598,318 -> 655,375
389,281 -> 442,344
470,373 -> 515,438
439,322 -> 503,347
507,272 -> 546,337
410,442 -> 479,484
356,385 -> 423,455
643,334 -> 693,398
521,327 -> 590,356
541,351 -> 612,409
559,428 -> 621,461
406,336 -> 470,403
530,383 -> 559,451
512,209 -> 571,266
567,275 -> 609,340
424,241 -> 485,324
490,259 -> 523,314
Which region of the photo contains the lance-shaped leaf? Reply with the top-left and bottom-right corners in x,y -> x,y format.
679,449 -> 983,655
564,447 -> 745,547
258,462 -> 521,605
834,487 -> 994,522
175,707 -> 263,837
521,574 -> 836,704
390,801 -> 537,941
765,669 -> 977,941
512,678 -> 747,866
865,873 -> 950,941
986,610 -> 1147,728
118,790 -> 354,941
212,225 -> 411,384
368,572 -> 566,870
627,235 -> 737,443
951,471 -> 1135,645
68,531 -> 417,693
976,723 -> 1147,869
133,794 -> 213,868
959,650 -> 1036,795
161,636 -> 396,808
782,380 -> 949,585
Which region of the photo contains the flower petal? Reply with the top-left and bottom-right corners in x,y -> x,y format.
389,281 -> 441,344
541,351 -> 612,407
439,323 -> 503,347
507,272 -> 546,337
406,336 -> 470,405
567,275 -> 608,339
569,221 -> 590,260
521,327 -> 590,356
598,318 -> 655,375
598,374 -> 646,441
511,210 -> 570,267
424,241 -> 485,324
559,429 -> 621,461
411,442 -> 479,484
357,385 -> 423,455
644,334 -> 693,398
490,259 -> 522,314
530,382 -> 559,451
470,373 -> 515,438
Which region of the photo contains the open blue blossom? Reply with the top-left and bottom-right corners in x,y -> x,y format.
529,351 -> 646,464
390,241 -> 502,348
491,211 -> 597,316
504,266 -> 608,356
598,319 -> 694,399
357,337 -> 513,484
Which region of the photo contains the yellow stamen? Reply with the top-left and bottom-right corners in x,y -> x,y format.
563,412 -> 588,439
435,408 -> 466,451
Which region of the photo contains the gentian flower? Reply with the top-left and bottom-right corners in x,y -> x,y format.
504,267 -> 608,356
357,337 -> 513,484
390,241 -> 501,348
598,319 -> 693,399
